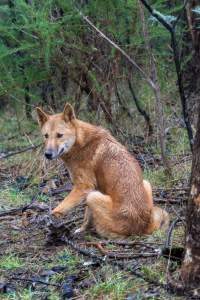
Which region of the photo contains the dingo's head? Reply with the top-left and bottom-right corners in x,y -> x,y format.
36,103 -> 76,160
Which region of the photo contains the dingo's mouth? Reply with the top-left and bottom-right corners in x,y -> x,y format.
45,144 -> 69,160
44,139 -> 75,160
45,148 -> 65,160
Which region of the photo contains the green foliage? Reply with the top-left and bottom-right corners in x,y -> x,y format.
0,254 -> 24,270
1,288 -> 60,300
88,268 -> 132,299
141,264 -> 165,284
0,187 -> 27,204
54,249 -> 82,271
0,0 -> 185,113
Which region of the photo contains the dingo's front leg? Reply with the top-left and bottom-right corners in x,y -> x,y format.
52,186 -> 92,218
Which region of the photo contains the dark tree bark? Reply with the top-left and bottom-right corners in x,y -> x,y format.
24,85 -> 31,119
186,1 -> 200,55
139,0 -> 194,151
183,1 -> 200,126
181,102 -> 200,291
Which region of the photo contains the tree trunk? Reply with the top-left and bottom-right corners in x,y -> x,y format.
183,1 -> 200,128
181,102 -> 200,291
185,1 -> 200,54
138,1 -> 171,174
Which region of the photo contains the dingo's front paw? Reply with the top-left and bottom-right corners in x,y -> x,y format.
52,208 -> 64,218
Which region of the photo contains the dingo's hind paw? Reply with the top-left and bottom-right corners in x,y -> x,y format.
74,227 -> 85,235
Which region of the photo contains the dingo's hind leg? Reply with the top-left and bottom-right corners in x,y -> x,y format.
86,191 -> 126,238
74,207 -> 92,234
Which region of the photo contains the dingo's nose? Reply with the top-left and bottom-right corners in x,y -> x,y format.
45,151 -> 53,160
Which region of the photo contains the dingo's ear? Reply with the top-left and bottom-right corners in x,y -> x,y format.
36,107 -> 49,127
63,103 -> 75,122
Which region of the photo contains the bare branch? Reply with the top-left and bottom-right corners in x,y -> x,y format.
78,11 -> 156,91
173,0 -> 190,28
0,144 -> 41,160
139,0 -> 173,32
127,78 -> 153,135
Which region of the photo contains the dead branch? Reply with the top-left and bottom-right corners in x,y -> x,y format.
0,202 -> 49,218
9,276 -> 60,287
62,237 -> 160,260
61,236 -> 104,261
127,78 -> 153,135
114,82 -> 133,119
173,0 -> 190,28
82,240 -> 161,247
154,198 -> 186,204
153,187 -> 189,192
78,10 -> 156,91
0,144 -> 41,160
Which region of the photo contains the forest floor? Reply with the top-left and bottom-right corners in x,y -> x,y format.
0,111 -> 191,300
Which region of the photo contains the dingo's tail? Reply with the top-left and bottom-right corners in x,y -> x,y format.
149,206 -> 170,232
143,180 -> 169,234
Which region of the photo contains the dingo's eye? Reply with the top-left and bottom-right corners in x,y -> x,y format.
44,133 -> 49,139
57,133 -> 63,138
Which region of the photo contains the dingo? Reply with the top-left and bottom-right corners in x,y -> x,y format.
36,103 -> 169,238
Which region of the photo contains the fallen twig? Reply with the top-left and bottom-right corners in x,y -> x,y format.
61,236 -> 104,261
82,240 -> 160,247
0,144 -> 41,159
0,202 -> 49,218
154,198 -> 186,204
106,251 -> 159,259
9,276 -> 60,287
62,237 -> 160,260
153,187 -> 189,192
